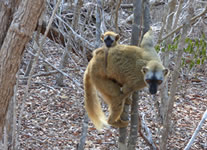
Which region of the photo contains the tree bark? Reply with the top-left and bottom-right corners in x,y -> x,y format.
0,0 -> 44,139
0,0 -> 13,47
0,0 -> 21,47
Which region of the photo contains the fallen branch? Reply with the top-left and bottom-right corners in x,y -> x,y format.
138,113 -> 158,150
28,50 -> 82,91
184,109 -> 207,150
158,6 -> 207,43
20,69 -> 75,79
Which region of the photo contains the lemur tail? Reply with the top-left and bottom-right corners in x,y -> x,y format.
84,71 -> 107,130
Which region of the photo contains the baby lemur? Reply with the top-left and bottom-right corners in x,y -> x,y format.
84,29 -> 169,130
100,31 -> 120,71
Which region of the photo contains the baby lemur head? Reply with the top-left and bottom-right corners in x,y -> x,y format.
101,31 -> 120,48
141,61 -> 169,94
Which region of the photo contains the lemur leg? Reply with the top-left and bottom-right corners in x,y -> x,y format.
92,76 -> 128,127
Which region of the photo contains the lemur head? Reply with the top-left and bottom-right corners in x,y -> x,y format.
141,61 -> 169,94
101,31 -> 120,48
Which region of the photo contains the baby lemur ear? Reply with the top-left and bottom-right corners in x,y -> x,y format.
115,34 -> 120,41
141,67 -> 149,74
163,68 -> 169,76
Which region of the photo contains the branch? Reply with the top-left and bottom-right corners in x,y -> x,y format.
120,4 -> 133,9
138,113 -> 158,150
184,109 -> 207,150
158,6 -> 207,43
21,69 -> 74,79
55,15 -> 95,48
27,50 -> 82,91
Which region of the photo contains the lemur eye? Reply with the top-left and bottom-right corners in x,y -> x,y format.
145,79 -> 151,84
157,80 -> 162,85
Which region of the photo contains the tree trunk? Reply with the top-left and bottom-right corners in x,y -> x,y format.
159,2 -> 193,149
0,0 -> 44,139
119,0 -> 143,149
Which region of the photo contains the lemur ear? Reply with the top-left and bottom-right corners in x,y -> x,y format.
101,34 -> 104,41
163,68 -> 169,76
115,34 -> 120,41
141,67 -> 148,74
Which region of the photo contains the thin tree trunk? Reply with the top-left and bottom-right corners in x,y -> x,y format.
159,3 -> 193,149
128,1 -> 151,149
78,0 -> 102,149
115,0 -> 122,32
118,105 -> 129,150
0,0 -> 44,140
143,0 -> 151,34
127,0 -> 142,147
160,0 -> 177,124
127,92 -> 138,150
130,0 -> 142,46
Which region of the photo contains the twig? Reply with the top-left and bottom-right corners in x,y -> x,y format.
158,6 -> 207,43
184,109 -> 207,150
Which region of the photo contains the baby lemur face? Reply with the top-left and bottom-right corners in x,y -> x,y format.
104,36 -> 115,48
142,67 -> 169,94
101,31 -> 120,48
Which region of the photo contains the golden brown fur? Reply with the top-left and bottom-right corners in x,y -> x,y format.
84,30 -> 168,129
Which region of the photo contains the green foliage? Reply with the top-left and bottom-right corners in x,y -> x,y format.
155,34 -> 207,70
184,34 -> 207,69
